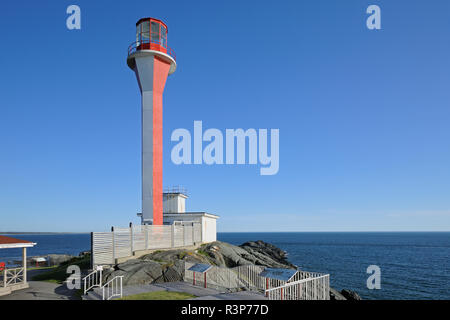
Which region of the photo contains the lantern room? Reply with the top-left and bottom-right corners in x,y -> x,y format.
127,17 -> 177,75
134,18 -> 174,59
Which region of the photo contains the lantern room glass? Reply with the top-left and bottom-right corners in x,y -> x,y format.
136,19 -> 167,48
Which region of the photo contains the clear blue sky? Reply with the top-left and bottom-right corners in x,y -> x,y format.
1,0 -> 450,232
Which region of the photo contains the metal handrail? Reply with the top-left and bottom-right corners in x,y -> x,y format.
82,268 -> 102,295
127,39 -> 176,61
164,185 -> 187,195
102,276 -> 123,300
264,274 -> 329,293
264,274 -> 330,300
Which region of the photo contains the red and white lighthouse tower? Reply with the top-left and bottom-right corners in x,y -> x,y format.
127,18 -> 176,225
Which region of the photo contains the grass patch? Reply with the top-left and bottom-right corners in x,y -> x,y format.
117,290 -> 196,300
196,249 -> 210,257
178,252 -> 187,259
32,255 -> 91,284
28,266 -> 57,271
43,279 -> 61,284
73,289 -> 84,300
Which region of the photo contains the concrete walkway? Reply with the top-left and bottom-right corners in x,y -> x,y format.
0,281 -> 78,300
84,281 -> 267,300
0,268 -> 82,300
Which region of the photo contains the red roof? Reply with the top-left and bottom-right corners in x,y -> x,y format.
0,235 -> 33,245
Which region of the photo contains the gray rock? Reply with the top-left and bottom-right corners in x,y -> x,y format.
79,251 -> 90,257
105,240 -> 299,287
138,241 -> 295,270
239,240 -> 294,268
104,260 -> 163,286
199,241 -> 295,268
330,287 -> 347,300
46,254 -> 74,266
163,266 -> 182,282
24,254 -> 75,267
341,289 -> 362,300
104,240 -> 365,297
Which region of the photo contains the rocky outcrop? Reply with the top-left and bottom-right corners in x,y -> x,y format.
195,241 -> 295,268
18,254 -> 75,267
78,250 -> 91,257
102,240 -> 361,299
340,289 -> 362,301
103,259 -> 164,285
330,288 -> 347,300
46,254 -> 74,266
239,240 -> 296,268
103,240 -> 294,285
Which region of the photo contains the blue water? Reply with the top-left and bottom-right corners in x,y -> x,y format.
0,234 -> 90,265
1,232 -> 448,299
218,232 -> 450,300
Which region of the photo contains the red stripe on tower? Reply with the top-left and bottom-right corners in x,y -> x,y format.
152,57 -> 170,225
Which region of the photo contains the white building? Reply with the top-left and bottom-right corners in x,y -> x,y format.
164,212 -> 219,243
163,188 -> 218,242
137,187 -> 219,242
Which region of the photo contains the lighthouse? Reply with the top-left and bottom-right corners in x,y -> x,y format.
127,18 -> 177,225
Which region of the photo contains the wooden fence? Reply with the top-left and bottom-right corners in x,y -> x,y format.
92,222 -> 202,267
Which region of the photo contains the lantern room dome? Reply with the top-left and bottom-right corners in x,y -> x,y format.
127,17 -> 176,74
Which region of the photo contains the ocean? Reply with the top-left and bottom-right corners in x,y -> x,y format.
0,232 -> 448,300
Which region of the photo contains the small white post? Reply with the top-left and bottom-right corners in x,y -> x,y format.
200,220 -> 203,242
129,222 -> 134,255
22,247 -> 27,283
111,227 -> 115,263
145,224 -> 149,249
171,224 -> 175,248
120,276 -> 123,298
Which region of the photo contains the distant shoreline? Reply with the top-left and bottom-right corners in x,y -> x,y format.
1,231 -> 449,235
0,232 -> 90,235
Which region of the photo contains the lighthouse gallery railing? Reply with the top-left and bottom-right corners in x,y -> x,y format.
127,39 -> 176,61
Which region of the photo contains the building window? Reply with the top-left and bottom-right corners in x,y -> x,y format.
161,25 -> 167,48
151,21 -> 160,43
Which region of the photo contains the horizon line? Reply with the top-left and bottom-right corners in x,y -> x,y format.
1,230 -> 450,234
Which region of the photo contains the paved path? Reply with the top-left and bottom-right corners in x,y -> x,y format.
85,281 -> 267,300
0,281 -> 78,300
190,290 -> 268,300
0,269 -> 80,300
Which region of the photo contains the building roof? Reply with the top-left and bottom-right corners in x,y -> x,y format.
135,17 -> 169,32
0,235 -> 36,249
163,212 -> 220,219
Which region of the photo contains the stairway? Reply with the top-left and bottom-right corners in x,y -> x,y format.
82,286 -> 103,300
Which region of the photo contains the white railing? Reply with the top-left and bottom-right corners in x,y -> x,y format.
1,267 -> 25,287
265,274 -> 330,300
184,262 -> 330,300
82,267 -> 103,295
92,222 -> 202,266
102,276 -> 123,300
184,262 -> 266,292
